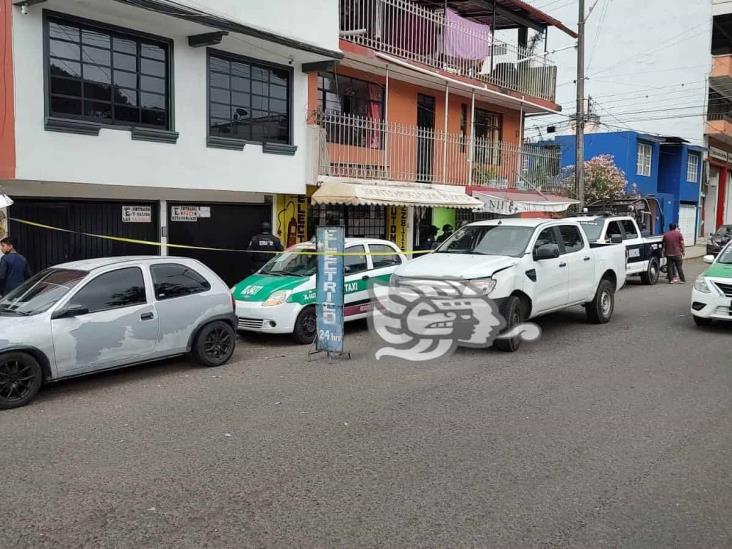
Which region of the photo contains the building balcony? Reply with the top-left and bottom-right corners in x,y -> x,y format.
339,0 -> 558,102
710,55 -> 732,99
706,113 -> 732,146
311,111 -> 564,194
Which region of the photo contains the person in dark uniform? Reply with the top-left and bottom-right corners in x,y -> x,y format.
436,224 -> 454,244
0,237 -> 32,297
419,225 -> 438,250
247,222 -> 283,274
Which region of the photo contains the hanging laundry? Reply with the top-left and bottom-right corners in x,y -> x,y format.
443,8 -> 491,61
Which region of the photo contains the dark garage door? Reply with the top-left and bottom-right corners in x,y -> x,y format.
8,199 -> 160,272
168,202 -> 270,286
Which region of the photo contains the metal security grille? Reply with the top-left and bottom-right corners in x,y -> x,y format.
310,204 -> 386,239
455,210 -> 498,226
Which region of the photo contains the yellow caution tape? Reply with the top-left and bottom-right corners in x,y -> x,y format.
9,217 -> 434,256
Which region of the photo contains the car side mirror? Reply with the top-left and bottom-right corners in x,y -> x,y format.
610,234 -> 623,244
703,254 -> 715,264
52,304 -> 89,320
534,243 -> 560,260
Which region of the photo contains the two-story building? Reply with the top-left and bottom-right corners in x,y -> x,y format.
0,0 -> 341,284
304,0 -> 576,251
554,131 -> 704,242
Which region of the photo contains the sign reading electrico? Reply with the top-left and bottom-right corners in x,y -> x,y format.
315,227 -> 345,353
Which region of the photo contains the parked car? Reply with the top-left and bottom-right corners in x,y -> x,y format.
0,257 -> 236,409
232,238 -> 406,343
691,241 -> 732,326
567,215 -> 665,285
706,224 -> 732,256
391,219 -> 627,352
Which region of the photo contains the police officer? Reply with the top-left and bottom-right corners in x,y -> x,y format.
247,222 -> 283,274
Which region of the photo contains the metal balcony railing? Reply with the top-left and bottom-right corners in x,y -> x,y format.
339,0 -> 557,102
312,111 -> 564,194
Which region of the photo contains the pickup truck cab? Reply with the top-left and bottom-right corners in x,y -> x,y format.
567,215 -> 664,285
392,219 -> 627,351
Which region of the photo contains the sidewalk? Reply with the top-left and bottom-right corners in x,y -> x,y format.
686,245 -> 707,259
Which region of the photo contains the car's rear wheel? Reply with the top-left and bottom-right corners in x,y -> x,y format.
293,306 -> 317,345
0,352 -> 43,410
194,321 -> 236,367
640,257 -> 660,285
493,296 -> 525,353
586,279 -> 615,324
693,315 -> 712,327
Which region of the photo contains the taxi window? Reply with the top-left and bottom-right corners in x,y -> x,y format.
344,245 -> 368,274
370,244 -> 402,269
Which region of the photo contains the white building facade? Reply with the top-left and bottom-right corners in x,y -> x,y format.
1,0 -> 340,284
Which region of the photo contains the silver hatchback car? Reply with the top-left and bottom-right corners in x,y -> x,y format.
0,256 -> 237,409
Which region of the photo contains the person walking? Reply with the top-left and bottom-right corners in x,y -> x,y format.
662,223 -> 685,284
247,222 -> 283,274
0,237 -> 32,297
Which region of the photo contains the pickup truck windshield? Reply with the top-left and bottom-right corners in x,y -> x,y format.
0,268 -> 87,316
576,219 -> 604,241
435,225 -> 534,257
260,249 -> 317,277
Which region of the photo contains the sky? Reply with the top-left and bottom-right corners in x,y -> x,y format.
521,0 -> 713,145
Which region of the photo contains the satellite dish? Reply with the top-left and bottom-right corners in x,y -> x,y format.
0,191 -> 13,208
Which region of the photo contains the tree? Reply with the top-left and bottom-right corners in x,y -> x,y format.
560,154 -> 628,204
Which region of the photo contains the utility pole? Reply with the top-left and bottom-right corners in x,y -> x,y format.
576,0 -> 586,210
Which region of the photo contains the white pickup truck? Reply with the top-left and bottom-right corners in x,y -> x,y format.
393,218 -> 627,351
567,215 -> 664,285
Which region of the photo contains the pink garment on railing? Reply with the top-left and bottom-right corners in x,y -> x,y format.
367,83 -> 382,149
443,8 -> 491,61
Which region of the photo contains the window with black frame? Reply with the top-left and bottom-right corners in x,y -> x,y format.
46,15 -> 170,129
473,109 -> 503,172
208,52 -> 291,144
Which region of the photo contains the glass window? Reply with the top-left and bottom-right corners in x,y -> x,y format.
621,220 -> 639,239
46,15 -> 170,129
0,269 -> 87,316
436,225 -> 534,257
558,225 -> 584,254
637,142 -> 652,176
344,245 -> 368,274
607,221 -> 623,240
473,109 -> 503,172
687,153 -> 700,182
208,52 -> 291,144
150,264 -> 211,300
577,218 -> 604,241
370,244 -> 401,268
534,227 -> 559,252
68,268 -> 146,313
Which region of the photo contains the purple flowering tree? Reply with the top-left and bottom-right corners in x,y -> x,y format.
560,154 -> 628,203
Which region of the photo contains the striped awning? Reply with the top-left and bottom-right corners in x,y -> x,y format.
312,179 -> 482,209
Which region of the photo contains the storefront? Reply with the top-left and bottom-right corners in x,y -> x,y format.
309,180 -> 482,251
705,146 -> 732,233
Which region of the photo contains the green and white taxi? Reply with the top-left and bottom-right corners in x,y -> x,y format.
232,238 -> 407,343
691,241 -> 732,326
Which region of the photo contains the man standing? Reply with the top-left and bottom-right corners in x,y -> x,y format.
436,224 -> 454,245
247,222 -> 283,274
662,223 -> 685,284
0,237 -> 32,296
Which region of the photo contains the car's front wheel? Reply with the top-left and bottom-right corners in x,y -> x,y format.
193,321 -> 236,367
293,306 -> 317,344
493,296 -> 525,353
0,352 -> 43,410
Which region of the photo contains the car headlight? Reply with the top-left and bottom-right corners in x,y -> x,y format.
694,275 -> 711,294
469,277 -> 497,295
263,290 -> 291,307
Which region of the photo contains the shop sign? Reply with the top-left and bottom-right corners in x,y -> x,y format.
121,205 -> 152,223
171,205 -> 211,222
709,146 -> 728,163
276,194 -> 308,247
386,206 -> 409,251
315,227 -> 344,354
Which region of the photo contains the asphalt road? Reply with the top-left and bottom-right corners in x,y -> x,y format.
2,259 -> 731,548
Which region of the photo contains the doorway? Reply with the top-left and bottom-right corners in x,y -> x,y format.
416,94 -> 435,183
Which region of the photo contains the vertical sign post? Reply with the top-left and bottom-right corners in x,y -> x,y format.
314,226 -> 346,356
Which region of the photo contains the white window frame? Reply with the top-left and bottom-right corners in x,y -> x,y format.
687,153 -> 700,182
637,142 -> 652,177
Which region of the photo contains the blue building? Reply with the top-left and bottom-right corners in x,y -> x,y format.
553,132 -> 704,242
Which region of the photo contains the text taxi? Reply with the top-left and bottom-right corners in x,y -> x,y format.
231,238 -> 406,343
